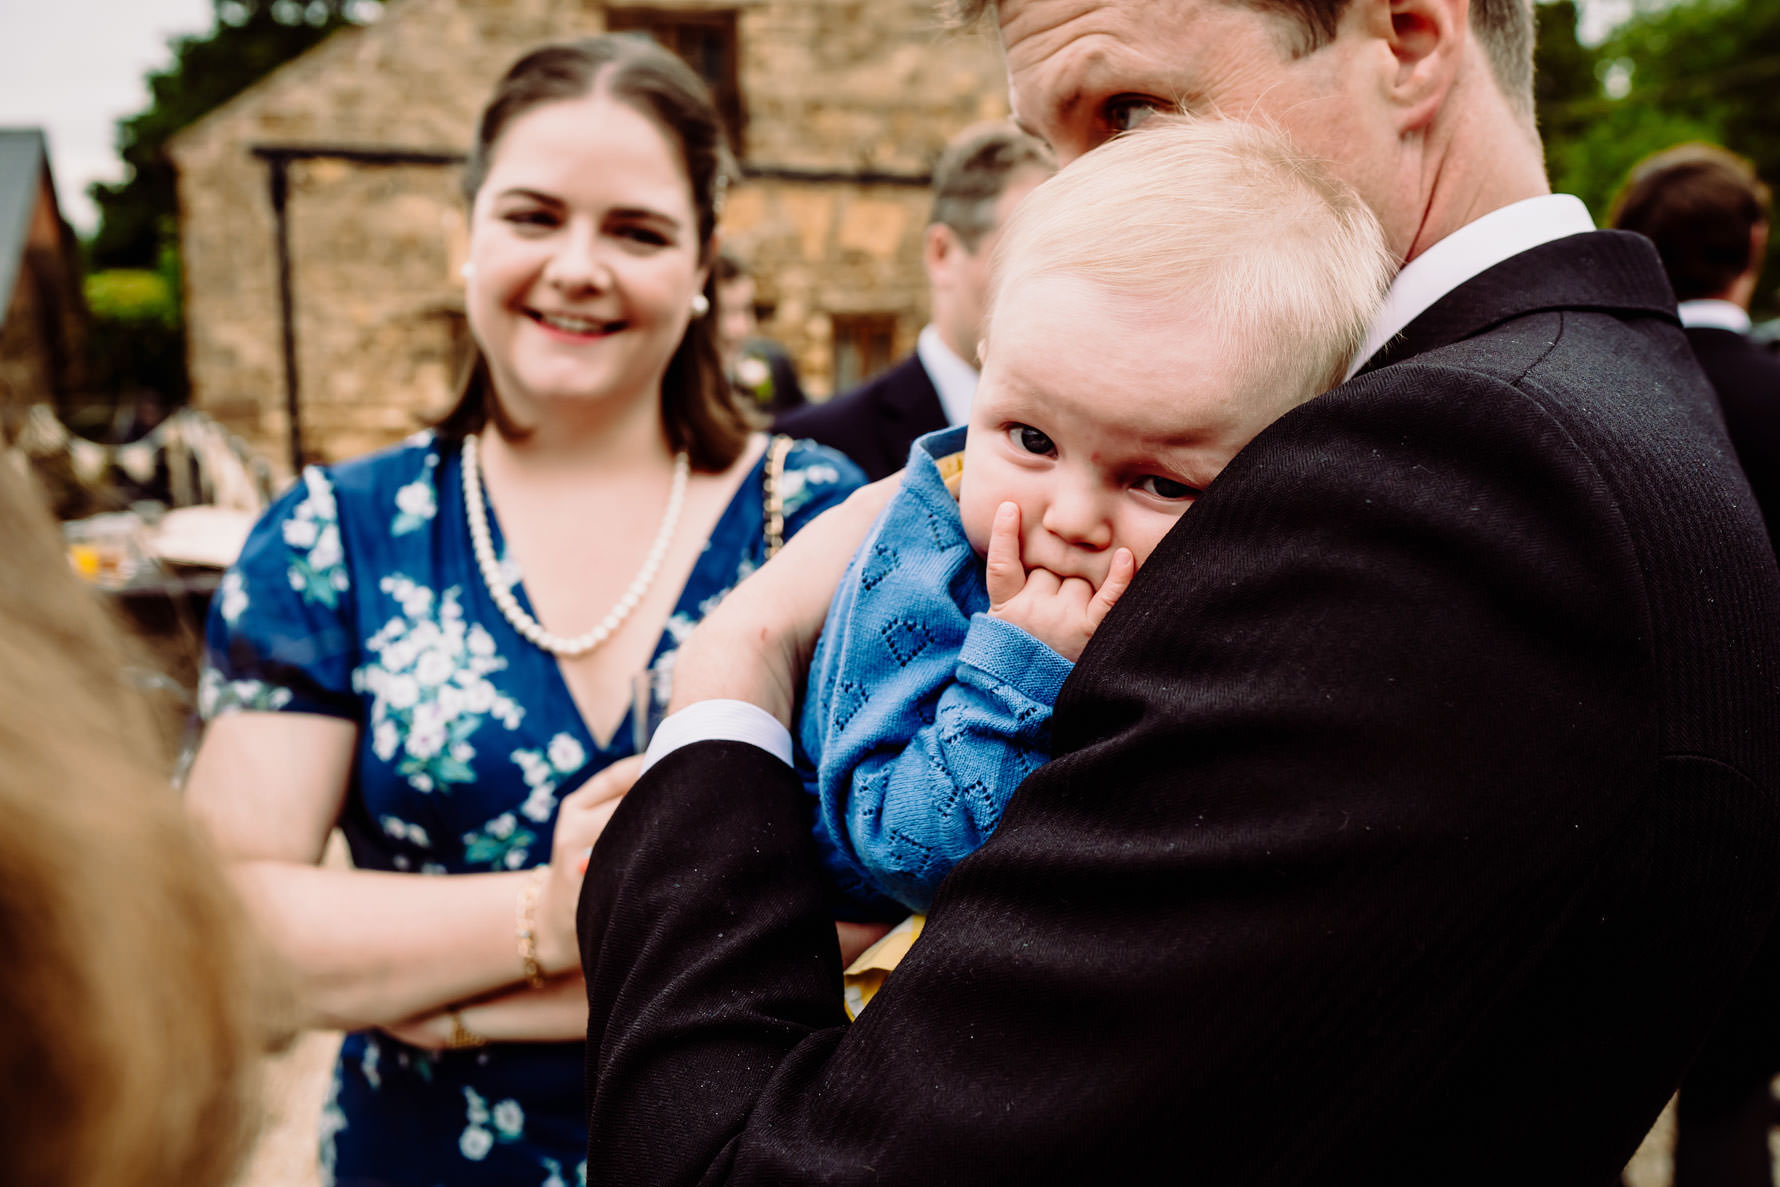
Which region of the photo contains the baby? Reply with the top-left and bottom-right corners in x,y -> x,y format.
799,115 -> 1396,919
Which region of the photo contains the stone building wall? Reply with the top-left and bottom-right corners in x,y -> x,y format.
170,0 -> 1007,476
1,166 -> 86,425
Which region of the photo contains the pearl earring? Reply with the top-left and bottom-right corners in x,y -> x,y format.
691,293 -> 711,317
460,262 -> 474,282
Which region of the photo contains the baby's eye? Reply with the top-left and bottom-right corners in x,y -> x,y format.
1008,424 -> 1056,456
1137,474 -> 1201,501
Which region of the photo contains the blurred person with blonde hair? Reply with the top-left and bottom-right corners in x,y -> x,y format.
0,458 -> 264,1187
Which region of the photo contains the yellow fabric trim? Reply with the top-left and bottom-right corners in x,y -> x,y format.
935,450 -> 965,500
842,913 -> 926,1020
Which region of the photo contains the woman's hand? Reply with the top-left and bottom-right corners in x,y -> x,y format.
535,756 -> 637,975
670,477 -> 898,724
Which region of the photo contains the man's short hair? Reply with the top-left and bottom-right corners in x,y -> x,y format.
987,114 -> 1395,400
929,121 -> 1056,250
942,0 -> 1537,120
1610,143 -> 1772,302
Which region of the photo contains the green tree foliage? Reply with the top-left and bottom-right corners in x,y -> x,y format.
1535,0 -> 1780,315
88,0 -> 377,272
82,0 -> 379,406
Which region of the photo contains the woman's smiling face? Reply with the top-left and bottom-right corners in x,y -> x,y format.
464,90 -> 710,428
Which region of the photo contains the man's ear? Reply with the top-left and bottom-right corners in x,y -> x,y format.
924,223 -> 959,290
1359,0 -> 1466,133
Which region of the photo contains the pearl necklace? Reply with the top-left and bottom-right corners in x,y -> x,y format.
461,432 -> 690,657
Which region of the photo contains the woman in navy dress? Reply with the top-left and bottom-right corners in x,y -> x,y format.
185,37 -> 863,1186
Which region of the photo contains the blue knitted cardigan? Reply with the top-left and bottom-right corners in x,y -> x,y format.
799,425 -> 1074,915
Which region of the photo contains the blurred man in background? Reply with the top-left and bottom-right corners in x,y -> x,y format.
1614,143 -> 1779,559
776,121 -> 1053,479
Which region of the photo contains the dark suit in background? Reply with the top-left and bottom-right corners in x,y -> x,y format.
1670,323 -> 1780,1187
1689,326 -> 1780,554
580,232 -> 1780,1184
773,354 -> 948,482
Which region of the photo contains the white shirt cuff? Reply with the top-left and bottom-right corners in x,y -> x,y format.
641,698 -> 794,773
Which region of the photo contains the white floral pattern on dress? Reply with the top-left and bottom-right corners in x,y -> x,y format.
461,809 -> 538,870
284,467 -> 350,608
393,452 -> 440,535
197,668 -> 295,717
218,570 -> 248,626
353,576 -> 523,794
319,1064 -> 347,1186
459,1087 -> 526,1162
508,732 -> 588,824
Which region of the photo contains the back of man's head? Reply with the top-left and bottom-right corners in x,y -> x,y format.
929,122 -> 1056,249
1610,143 -> 1772,303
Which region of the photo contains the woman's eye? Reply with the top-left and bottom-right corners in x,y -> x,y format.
616,225 -> 671,248
502,209 -> 557,229
1138,474 -> 1201,500
1009,424 -> 1056,456
1104,96 -> 1162,133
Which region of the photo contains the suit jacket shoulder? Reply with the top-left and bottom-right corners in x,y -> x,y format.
773,354 -> 948,481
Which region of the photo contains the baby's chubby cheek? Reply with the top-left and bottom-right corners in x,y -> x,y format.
954,466 -> 999,558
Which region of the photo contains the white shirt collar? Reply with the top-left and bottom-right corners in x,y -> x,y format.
1346,194 -> 1598,380
915,323 -> 980,427
1676,299 -> 1752,334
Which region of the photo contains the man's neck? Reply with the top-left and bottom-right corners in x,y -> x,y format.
1401,73 -> 1550,263
916,325 -> 980,428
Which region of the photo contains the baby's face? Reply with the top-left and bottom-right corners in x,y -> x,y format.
960,274 -> 1293,588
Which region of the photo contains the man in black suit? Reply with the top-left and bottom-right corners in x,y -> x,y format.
577,0 -> 1780,1182
1614,144 -> 1778,558
774,123 -> 1054,479
1611,143 -> 1780,1187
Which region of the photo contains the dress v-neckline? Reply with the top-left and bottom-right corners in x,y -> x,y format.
463,440 -> 767,756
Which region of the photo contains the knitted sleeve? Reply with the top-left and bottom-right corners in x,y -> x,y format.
801,466 -> 1071,913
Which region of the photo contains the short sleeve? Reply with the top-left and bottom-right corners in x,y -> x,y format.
200,466 -> 361,722
776,440 -> 866,539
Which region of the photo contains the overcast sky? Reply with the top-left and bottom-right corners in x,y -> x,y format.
0,0 -> 215,232
1,0 -> 1639,239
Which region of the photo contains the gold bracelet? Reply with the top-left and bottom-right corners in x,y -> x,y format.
515,866 -> 549,990
445,1006 -> 486,1050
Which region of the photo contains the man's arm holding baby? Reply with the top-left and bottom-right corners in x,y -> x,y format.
660,478 -> 897,730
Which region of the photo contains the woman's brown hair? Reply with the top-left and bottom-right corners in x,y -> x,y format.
437,35 -> 751,473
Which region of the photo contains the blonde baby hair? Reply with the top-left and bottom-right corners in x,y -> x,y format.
987,114 -> 1396,409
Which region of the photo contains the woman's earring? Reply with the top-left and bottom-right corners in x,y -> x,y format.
691,293 -> 711,317
460,261 -> 474,282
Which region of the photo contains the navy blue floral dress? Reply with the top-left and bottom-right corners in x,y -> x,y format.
201,430 -> 862,1186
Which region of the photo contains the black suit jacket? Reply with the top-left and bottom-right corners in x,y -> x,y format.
773,353 -> 949,481
580,232 -> 1780,1184
1687,326 -> 1780,556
